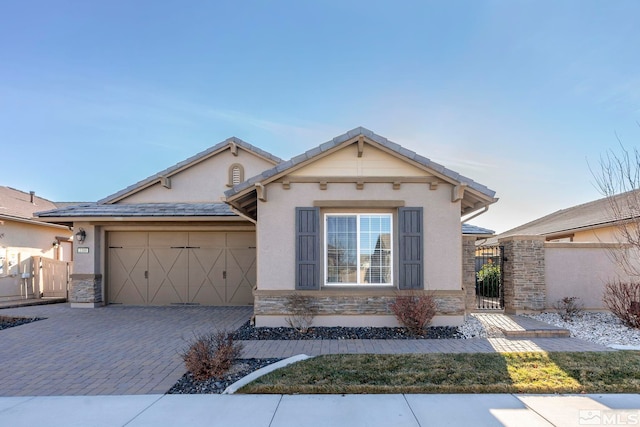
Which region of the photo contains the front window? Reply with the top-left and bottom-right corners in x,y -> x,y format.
325,214 -> 392,285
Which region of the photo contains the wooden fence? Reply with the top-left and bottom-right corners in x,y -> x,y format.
33,256 -> 72,298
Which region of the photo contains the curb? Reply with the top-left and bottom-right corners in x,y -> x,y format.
222,354 -> 313,394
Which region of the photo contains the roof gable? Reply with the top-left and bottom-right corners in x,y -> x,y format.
100,137 -> 283,204
224,127 -> 498,219
288,142 -> 430,178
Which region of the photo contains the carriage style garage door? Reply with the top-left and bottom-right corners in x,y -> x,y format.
107,231 -> 256,305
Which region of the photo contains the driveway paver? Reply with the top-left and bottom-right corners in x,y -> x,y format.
0,304 -> 252,396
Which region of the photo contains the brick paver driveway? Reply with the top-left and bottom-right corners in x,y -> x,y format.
0,304 -> 252,396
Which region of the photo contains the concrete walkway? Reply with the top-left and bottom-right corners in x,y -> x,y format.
1,393 -> 639,426
0,304 -> 613,396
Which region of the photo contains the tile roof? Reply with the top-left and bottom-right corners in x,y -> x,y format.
99,137 -> 283,204
462,223 -> 495,235
483,190 -> 636,245
36,203 -> 236,218
0,186 -> 58,220
225,126 -> 497,200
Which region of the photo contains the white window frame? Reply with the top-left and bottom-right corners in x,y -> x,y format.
324,213 -> 393,286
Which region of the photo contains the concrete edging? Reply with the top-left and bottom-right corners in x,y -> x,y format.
222,354 -> 314,394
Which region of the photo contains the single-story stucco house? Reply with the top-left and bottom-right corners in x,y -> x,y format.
0,187 -> 73,301
482,190 -> 640,246
37,127 -> 497,326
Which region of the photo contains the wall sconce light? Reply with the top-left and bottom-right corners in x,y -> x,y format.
52,241 -> 60,248
75,228 -> 86,243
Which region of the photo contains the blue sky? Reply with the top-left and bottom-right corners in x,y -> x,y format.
1,1 -> 639,233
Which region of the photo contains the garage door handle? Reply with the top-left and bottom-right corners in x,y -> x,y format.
223,271 -> 227,279
144,271 -> 148,279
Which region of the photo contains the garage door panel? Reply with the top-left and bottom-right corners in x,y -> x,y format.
148,248 -> 188,305
226,247 -> 256,305
109,232 -> 147,248
107,231 -> 256,306
188,232 -> 225,248
188,248 -> 225,305
108,247 -> 147,304
226,232 -> 255,248
149,232 -> 188,247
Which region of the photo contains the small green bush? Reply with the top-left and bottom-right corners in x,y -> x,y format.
476,262 -> 501,297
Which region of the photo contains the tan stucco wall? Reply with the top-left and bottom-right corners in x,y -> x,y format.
290,144 -> 432,177
72,222 -> 102,276
256,181 -> 462,292
545,242 -> 635,310
119,148 -> 276,204
571,225 -> 622,243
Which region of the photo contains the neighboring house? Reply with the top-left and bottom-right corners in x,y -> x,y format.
0,187 -> 73,302
38,128 -> 498,326
480,191 -> 640,312
484,191 -> 636,246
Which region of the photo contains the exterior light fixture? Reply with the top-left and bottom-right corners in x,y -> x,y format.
75,228 -> 86,243
52,241 -> 60,248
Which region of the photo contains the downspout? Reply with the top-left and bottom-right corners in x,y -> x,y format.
461,205 -> 489,224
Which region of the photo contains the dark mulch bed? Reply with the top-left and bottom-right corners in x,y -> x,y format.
168,358 -> 282,394
232,321 -> 462,340
0,315 -> 44,330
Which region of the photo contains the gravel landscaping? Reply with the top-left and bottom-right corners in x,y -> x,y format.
0,315 -> 44,330
168,358 -> 282,394
525,311 -> 640,347
232,321 -> 462,340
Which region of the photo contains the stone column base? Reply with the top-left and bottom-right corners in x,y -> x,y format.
69,274 -> 103,306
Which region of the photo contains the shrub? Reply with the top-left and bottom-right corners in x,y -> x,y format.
476,262 -> 501,298
181,331 -> 244,381
603,281 -> 640,329
284,293 -> 318,333
554,296 -> 583,321
390,292 -> 437,336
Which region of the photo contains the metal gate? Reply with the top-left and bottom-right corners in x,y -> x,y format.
475,245 -> 503,310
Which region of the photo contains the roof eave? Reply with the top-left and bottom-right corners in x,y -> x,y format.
0,214 -> 71,230
37,215 -> 246,223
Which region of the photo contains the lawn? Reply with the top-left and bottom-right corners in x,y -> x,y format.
238,351 -> 640,394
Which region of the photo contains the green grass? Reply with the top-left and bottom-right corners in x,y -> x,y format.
238,351 -> 640,394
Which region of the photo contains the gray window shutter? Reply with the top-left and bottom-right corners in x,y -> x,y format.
295,207 -> 320,290
398,207 -> 423,289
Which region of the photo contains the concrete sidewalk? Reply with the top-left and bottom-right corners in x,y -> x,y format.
1,393 -> 639,427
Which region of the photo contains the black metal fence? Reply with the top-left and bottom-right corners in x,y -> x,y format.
475,246 -> 503,310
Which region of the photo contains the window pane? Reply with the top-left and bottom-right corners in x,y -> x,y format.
361,215 -> 392,284
326,216 -> 357,283
327,214 -> 391,285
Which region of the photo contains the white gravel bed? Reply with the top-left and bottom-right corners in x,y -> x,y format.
458,314 -> 488,339
525,311 -> 640,347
